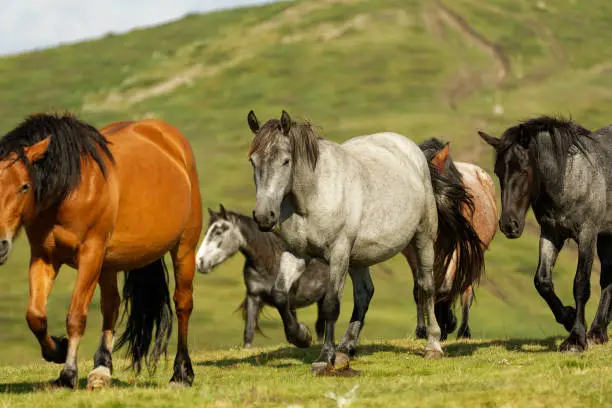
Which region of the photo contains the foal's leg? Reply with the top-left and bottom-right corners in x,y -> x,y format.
337,266 -> 374,356
403,247 -> 427,339
169,242 -> 197,385
54,238 -> 106,389
26,258 -> 65,363
456,285 -> 474,339
534,230 -> 576,331
272,251 -> 312,348
411,233 -> 443,359
243,293 -> 262,348
559,232 -> 596,352
87,269 -> 120,389
312,242 -> 350,371
588,235 -> 612,344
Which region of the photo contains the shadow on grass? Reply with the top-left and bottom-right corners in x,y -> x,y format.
0,377 -> 158,394
196,337 -> 563,368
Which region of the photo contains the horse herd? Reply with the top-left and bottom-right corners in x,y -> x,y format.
0,111 -> 608,390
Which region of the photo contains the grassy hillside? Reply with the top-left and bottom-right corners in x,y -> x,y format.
0,0 -> 610,372
1,339 -> 611,407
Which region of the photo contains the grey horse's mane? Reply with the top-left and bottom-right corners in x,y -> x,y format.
249,118 -> 322,170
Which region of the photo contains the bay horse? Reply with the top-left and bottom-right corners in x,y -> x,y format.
416,138 -> 498,341
195,204 -> 332,347
246,110 -> 483,372
479,115 -> 612,351
0,113 -> 202,389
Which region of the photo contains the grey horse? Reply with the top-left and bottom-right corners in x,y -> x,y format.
195,204 -> 331,347
246,110 -> 483,371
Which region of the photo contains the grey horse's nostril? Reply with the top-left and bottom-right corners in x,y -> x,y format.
270,210 -> 276,219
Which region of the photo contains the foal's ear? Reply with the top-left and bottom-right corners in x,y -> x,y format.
219,203 -> 227,219
431,143 -> 450,173
24,137 -> 51,163
280,110 -> 292,135
247,110 -> 260,134
478,131 -> 501,149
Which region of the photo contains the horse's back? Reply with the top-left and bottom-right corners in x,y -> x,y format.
455,162 -> 498,248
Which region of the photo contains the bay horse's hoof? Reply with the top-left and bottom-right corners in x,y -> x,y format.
86,367 -> 111,390
51,367 -> 77,390
43,336 -> 69,364
424,349 -> 444,359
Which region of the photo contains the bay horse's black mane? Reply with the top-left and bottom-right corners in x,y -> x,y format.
0,113 -> 115,208
498,115 -> 593,170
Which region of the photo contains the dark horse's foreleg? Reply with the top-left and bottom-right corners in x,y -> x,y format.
243,294 -> 262,348
588,234 -> 612,344
169,243 -> 197,386
534,231 -> 577,332
456,285 -> 474,339
272,252 -> 312,349
54,239 -> 105,389
26,258 -> 66,364
337,266 -> 374,356
87,269 -> 120,389
559,233 -> 596,352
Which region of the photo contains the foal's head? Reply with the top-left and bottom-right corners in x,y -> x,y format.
196,204 -> 244,274
247,110 -> 319,231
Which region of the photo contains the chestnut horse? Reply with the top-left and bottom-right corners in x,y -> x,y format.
416,138 -> 498,340
0,114 -> 202,389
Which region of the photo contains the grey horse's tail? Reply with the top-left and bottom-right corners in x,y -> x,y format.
236,298 -> 268,337
427,162 -> 485,304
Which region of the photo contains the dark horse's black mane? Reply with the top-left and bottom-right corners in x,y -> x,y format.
498,115 -> 593,170
0,113 -> 114,208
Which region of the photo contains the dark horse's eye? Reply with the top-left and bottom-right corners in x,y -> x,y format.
18,184 -> 29,193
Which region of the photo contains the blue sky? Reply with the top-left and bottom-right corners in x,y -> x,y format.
0,0 -> 281,56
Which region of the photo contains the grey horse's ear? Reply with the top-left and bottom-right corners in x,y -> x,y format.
478,131 -> 501,150
207,207 -> 216,218
280,110 -> 292,135
219,203 -> 227,219
248,110 -> 260,134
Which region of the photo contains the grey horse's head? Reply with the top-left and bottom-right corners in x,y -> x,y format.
196,204 -> 244,273
247,110 -> 319,231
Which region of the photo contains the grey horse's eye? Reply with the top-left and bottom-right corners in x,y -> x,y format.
282,159 -> 290,167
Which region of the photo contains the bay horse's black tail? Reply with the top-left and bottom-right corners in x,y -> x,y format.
116,258 -> 173,374
428,162 -> 485,304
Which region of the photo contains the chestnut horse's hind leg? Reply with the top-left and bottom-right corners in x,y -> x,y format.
169,239 -> 197,386
26,258 -> 66,364
87,269 -> 120,390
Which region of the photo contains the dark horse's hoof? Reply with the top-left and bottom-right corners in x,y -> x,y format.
587,328 -> 609,345
43,336 -> 69,364
457,325 -> 472,339
559,333 -> 587,352
51,367 -> 77,389
415,326 -> 427,339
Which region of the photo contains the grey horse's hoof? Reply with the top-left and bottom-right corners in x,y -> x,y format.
424,349 -> 444,359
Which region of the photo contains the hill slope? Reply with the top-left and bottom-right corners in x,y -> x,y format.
0,0 -> 611,366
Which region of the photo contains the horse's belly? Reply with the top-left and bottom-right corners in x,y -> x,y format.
103,148 -> 192,270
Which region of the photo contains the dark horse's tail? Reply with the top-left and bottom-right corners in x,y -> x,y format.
115,258 -> 173,374
427,158 -> 485,304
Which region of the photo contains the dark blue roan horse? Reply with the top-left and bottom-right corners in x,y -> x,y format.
480,116 -> 612,351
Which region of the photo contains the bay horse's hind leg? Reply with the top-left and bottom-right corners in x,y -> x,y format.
402,247 -> 427,339
337,266 -> 374,356
457,286 -> 473,339
587,234 -> 612,344
87,269 -> 120,390
169,240 -> 197,386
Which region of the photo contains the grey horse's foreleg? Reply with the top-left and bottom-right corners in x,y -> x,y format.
312,244 -> 350,370
587,234 -> 612,344
272,252 -> 312,348
243,294 -> 262,348
337,267 -> 374,356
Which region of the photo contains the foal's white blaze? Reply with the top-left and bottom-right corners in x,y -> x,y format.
196,219 -> 243,274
